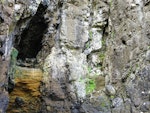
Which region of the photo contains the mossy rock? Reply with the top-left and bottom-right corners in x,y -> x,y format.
11,47 -> 18,61
86,78 -> 96,94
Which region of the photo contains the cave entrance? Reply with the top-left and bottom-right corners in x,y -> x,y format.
7,3 -> 48,113
14,3 -> 48,67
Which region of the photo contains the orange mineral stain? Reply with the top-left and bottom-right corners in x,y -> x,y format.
7,66 -> 43,113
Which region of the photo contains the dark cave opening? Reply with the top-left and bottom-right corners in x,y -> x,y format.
122,39 -> 126,45
7,4 -> 48,111
14,3 -> 48,61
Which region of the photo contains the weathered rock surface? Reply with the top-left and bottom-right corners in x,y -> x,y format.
0,0 -> 43,112
7,66 -> 43,113
0,0 -> 149,113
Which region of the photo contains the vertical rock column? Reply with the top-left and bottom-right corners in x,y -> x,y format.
104,0 -> 150,113
41,0 -> 109,113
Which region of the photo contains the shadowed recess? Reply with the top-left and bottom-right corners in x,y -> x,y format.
15,3 -> 48,60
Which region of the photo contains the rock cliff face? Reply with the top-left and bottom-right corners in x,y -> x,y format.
0,0 -> 150,113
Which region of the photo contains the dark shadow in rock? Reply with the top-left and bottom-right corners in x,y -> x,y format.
14,3 -> 48,61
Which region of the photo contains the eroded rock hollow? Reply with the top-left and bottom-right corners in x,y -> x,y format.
0,0 -> 150,113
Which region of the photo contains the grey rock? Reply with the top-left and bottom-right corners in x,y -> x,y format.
105,85 -> 116,96
146,50 -> 150,61
112,97 -> 123,108
134,98 -> 141,107
140,102 -> 150,112
0,92 -> 9,113
46,106 -> 51,111
15,97 -> 24,106
71,109 -> 79,113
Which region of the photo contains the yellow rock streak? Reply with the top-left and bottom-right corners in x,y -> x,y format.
7,66 -> 43,113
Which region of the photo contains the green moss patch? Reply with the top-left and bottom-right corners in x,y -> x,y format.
86,78 -> 96,94
99,53 -> 105,61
